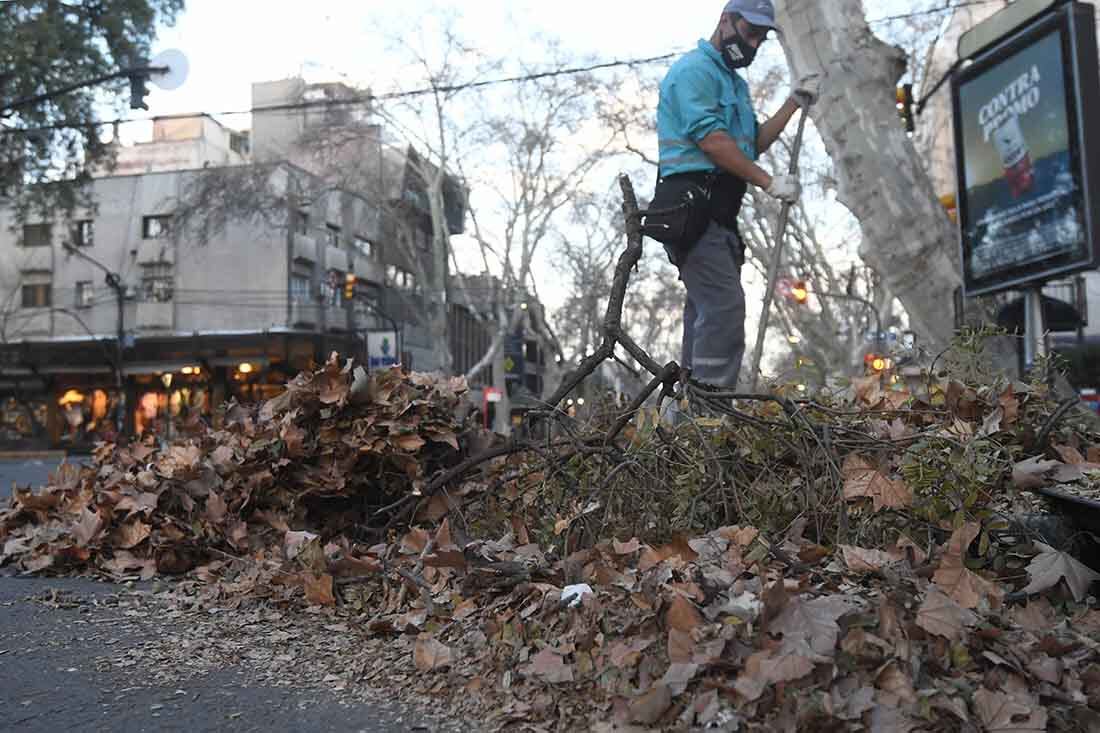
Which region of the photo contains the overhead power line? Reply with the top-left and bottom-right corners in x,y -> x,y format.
866,0 -> 1003,25
1,2 -> 1000,137
1,51 -> 683,136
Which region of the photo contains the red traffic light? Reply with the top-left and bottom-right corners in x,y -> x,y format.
864,353 -> 891,373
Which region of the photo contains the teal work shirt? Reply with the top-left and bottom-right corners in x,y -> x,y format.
657,40 -> 759,176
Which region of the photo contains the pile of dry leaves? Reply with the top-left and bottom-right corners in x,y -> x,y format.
0,354 -> 469,579
5,347 -> 1100,730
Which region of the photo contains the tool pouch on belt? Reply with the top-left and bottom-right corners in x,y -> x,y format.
640,172 -> 714,267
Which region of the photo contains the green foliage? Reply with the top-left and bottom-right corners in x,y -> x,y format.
1,0 -> 184,221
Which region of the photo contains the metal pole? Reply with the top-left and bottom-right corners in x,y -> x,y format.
1024,285 -> 1049,373
749,110 -> 809,392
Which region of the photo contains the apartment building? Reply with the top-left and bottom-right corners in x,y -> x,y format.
0,76 -> 479,449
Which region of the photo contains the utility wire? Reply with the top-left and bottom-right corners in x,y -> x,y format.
866,0 -> 1002,25
1,51 -> 684,136
1,0 -> 999,137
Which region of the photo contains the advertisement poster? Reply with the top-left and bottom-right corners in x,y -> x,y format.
957,29 -> 1086,285
366,330 -> 399,369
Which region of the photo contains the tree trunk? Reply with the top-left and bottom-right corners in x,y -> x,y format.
775,0 -> 961,347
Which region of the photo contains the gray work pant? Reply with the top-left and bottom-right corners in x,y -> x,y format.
678,221 -> 746,388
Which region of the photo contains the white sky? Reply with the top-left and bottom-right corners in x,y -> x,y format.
142,1 -> 712,119
125,0 -> 933,359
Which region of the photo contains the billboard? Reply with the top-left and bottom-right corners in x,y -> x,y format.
951,2 -> 1100,296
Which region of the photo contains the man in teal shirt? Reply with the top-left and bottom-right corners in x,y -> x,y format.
658,0 -> 818,388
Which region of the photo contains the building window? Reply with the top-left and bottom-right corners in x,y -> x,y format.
385,265 -> 417,291
142,215 -> 172,239
325,224 -> 341,248
22,223 -> 51,248
290,275 -> 312,303
141,262 -> 173,302
74,220 -> 94,247
296,211 -> 310,235
322,269 -> 345,306
354,236 -> 374,260
21,283 -> 51,308
76,281 -> 93,308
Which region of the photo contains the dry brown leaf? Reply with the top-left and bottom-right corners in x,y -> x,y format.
611,637 -> 655,668
1054,444 -> 1086,464
1000,386 -> 1019,425
771,594 -> 859,655
628,684 -> 671,725
665,594 -> 704,633
395,433 -> 426,452
204,491 -> 227,524
916,587 -> 977,641
1022,542 -> 1100,602
303,573 -> 336,606
1012,457 -> 1063,490
933,563 -> 1002,610
852,375 -> 883,405
666,629 -> 694,664
73,508 -> 105,547
526,647 -> 573,684
413,635 -> 453,672
613,537 -> 641,555
842,455 -> 912,511
841,545 -> 897,573
659,662 -> 699,696
876,660 -> 918,705
973,688 -> 1048,732
111,519 -> 151,550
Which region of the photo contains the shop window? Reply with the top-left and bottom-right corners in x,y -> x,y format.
22,223 -> 51,247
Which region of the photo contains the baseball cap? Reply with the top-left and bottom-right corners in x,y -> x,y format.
722,0 -> 778,29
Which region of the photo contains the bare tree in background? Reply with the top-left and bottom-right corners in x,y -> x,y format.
774,0 -> 962,347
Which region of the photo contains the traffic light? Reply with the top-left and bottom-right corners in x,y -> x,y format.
344,273 -> 357,301
129,74 -> 150,110
939,193 -> 958,223
790,280 -> 809,305
895,83 -> 914,135
865,353 -> 892,374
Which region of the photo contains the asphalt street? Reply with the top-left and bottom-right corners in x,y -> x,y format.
0,458 -> 463,732
0,456 -> 72,504
0,577 -> 453,732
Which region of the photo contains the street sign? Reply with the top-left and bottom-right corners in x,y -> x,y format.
365,330 -> 399,369
950,1 -> 1100,296
503,332 -> 525,383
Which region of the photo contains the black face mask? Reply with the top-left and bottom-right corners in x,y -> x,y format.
720,28 -> 757,70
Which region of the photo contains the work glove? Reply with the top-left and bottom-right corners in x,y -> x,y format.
791,73 -> 822,109
765,174 -> 801,204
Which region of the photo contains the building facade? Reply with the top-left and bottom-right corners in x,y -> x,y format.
0,96 -> 485,449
